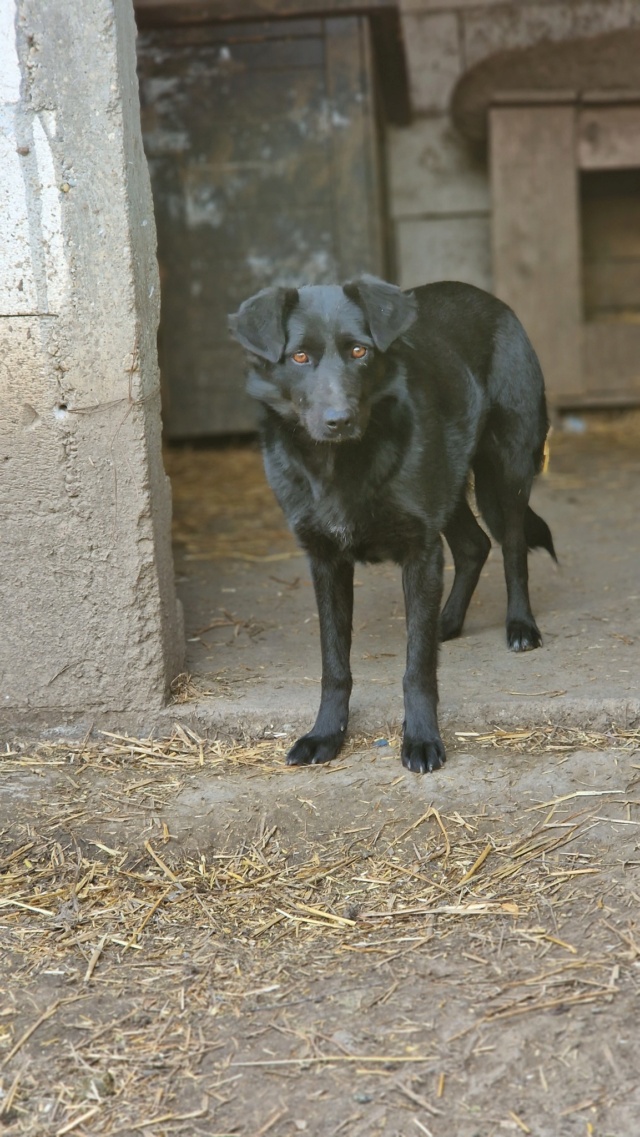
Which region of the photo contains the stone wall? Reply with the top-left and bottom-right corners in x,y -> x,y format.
390,0 -> 640,290
0,0 -> 183,729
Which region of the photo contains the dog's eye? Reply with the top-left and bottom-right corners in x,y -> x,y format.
351,345 -> 367,359
292,350 -> 310,364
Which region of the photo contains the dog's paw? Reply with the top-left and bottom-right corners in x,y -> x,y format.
507,619 -> 542,652
286,733 -> 344,767
439,610 -> 463,642
401,735 -> 446,774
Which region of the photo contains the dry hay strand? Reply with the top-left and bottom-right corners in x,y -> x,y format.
164,444 -> 297,562
0,784 -> 620,1126
1,824 -> 612,1046
454,722 -> 640,754
0,762 -> 614,961
167,668 -> 269,704
2,727 -> 634,1133
168,671 -> 214,703
3,718 -> 636,773
2,720 -> 638,777
2,724 -> 289,776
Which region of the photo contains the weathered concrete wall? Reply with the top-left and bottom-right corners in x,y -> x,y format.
391,0 -> 640,290
0,0 -> 183,725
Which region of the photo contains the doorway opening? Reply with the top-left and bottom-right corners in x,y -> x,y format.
581,167 -> 640,325
136,15 -> 391,440
135,10 -> 405,700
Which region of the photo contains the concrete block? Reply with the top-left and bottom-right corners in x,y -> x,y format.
395,216 -> 492,291
0,0 -> 183,722
388,117 -> 490,218
400,12 -> 462,114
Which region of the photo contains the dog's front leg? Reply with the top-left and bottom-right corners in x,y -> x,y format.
286,555 -> 354,766
401,540 -> 446,773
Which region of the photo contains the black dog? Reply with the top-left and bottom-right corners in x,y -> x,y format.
229,276 -> 556,774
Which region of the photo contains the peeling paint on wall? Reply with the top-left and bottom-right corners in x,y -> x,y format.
0,3 -> 69,317
32,114 -> 69,312
0,113 -> 37,312
0,0 -> 21,103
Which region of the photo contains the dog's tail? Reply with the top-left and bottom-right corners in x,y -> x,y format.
524,506 -> 557,562
473,461 -> 557,562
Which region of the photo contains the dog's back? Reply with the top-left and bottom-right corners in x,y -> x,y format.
399,283 -> 554,560
406,282 -> 549,449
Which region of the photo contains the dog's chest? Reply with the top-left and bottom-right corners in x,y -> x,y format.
267,440 -> 429,562
305,474 -> 424,561
308,476 -> 357,549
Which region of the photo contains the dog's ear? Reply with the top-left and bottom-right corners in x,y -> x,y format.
344,275 -> 417,351
229,286 -> 299,363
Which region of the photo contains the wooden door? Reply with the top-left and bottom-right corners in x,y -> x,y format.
490,99 -> 640,408
137,17 -> 386,438
490,103 -> 583,404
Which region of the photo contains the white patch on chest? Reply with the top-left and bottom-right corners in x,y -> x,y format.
320,495 -> 354,547
327,521 -> 353,547
298,452 -> 361,548
308,476 -> 355,548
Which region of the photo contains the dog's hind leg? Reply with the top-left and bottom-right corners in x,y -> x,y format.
474,454 -> 543,652
440,496 -> 491,641
286,556 -> 354,766
501,496 -> 543,651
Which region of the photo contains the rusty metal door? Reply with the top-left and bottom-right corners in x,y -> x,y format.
137,17 -> 386,438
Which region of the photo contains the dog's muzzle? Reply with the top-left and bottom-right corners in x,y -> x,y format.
303,405 -> 366,442
323,406 -> 354,435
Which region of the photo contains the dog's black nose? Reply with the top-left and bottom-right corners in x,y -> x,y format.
323,408 -> 352,431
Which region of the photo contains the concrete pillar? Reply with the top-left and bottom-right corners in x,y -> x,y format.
0,0 -> 183,728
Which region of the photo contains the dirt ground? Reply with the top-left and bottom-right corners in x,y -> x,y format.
1,730 -> 639,1136
1,414 -> 639,1136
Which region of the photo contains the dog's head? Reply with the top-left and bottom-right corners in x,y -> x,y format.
228,275 -> 417,442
